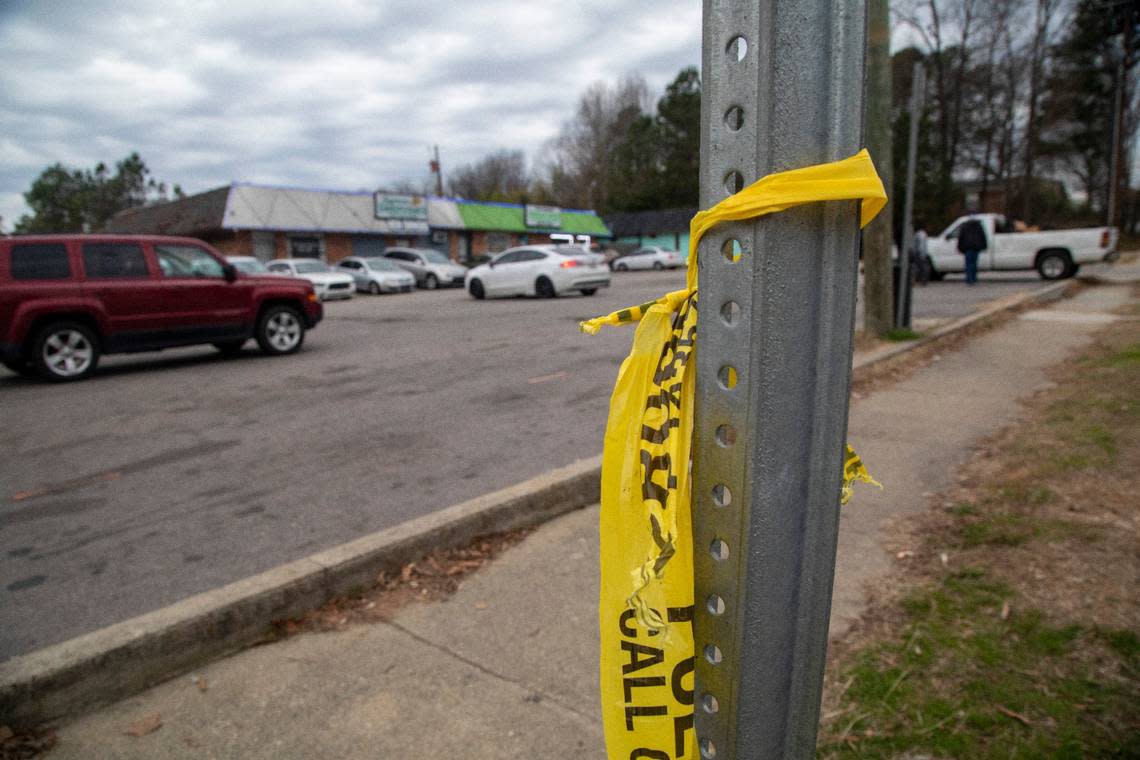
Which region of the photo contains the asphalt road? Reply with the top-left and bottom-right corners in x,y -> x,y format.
0,267 -> 1053,659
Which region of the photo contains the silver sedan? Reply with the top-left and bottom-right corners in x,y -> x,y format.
335,256 -> 416,294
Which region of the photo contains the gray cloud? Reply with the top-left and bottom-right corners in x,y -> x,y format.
0,0 -> 701,227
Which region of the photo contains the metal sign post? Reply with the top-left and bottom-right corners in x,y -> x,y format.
692,2 -> 868,758
896,62 -> 925,330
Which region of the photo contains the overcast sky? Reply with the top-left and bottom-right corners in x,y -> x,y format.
0,0 -> 712,228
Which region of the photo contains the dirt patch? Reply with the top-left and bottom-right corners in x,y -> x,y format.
0,725 -> 57,760
270,528 -> 534,637
819,288 -> 1140,758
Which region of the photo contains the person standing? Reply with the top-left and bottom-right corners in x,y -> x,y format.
956,216 -> 987,285
912,218 -> 930,285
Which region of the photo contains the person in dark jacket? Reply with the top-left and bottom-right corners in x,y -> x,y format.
956,217 -> 987,285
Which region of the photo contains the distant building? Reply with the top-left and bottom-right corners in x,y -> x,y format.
105,183 -> 611,263
605,207 -> 697,259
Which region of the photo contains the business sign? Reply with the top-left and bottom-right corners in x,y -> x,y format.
374,193 -> 428,222
525,204 -> 562,229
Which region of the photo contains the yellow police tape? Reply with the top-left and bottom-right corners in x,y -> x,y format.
581,149 -> 887,760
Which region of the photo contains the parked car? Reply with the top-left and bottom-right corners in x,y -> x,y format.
611,246 -> 684,271
926,214 -> 1118,280
335,256 -> 415,294
382,247 -> 468,289
264,259 -> 355,300
464,245 -> 610,299
0,235 -> 322,381
225,256 -> 278,275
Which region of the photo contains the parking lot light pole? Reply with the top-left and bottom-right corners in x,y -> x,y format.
692,1 -> 868,758
897,62 -> 925,330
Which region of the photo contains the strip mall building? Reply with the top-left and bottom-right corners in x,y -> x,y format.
105,184 -> 611,264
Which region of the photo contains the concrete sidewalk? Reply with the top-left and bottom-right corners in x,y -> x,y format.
45,281 -> 1136,759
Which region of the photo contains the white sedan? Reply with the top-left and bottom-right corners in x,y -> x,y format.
611,246 -> 684,271
265,259 -> 355,300
335,256 -> 416,294
465,245 -> 611,299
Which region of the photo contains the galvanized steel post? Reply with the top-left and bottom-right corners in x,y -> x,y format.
692,2 -> 868,758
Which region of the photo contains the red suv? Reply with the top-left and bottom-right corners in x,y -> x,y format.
0,235 -> 323,381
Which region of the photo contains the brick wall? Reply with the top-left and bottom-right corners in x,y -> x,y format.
324,234 -> 352,264
205,230 -> 251,256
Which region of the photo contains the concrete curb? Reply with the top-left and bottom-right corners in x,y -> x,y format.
852,279 -> 1076,371
0,455 -> 601,727
0,279 -> 1080,728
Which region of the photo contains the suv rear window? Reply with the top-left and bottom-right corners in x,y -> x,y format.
10,243 -> 71,280
83,243 -> 150,278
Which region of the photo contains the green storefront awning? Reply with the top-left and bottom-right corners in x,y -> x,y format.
454,202 -> 610,236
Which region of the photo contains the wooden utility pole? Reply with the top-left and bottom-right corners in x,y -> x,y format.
863,0 -> 893,337
1108,2 -> 1135,228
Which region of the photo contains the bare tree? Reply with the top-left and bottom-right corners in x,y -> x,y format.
1021,0 -> 1065,218
542,74 -> 650,210
448,149 -> 530,202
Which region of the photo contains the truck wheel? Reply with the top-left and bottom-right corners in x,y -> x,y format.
1036,250 -> 1072,280
32,321 -> 100,382
926,257 -> 944,282
256,305 -> 305,355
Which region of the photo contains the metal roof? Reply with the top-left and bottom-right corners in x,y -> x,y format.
224,184 -> 428,235
106,184 -> 611,237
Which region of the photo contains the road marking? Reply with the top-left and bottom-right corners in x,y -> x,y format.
527,371 -> 568,384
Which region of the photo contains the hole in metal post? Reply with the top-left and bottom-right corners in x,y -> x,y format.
717,365 -> 737,389
723,171 -> 744,195
715,424 -> 736,447
710,538 -> 730,560
704,644 -> 723,665
711,484 -> 732,508
701,693 -> 720,714
723,105 -> 744,132
707,594 -> 726,615
726,35 -> 748,62
720,300 -> 740,325
721,239 -> 741,263
700,737 -> 718,758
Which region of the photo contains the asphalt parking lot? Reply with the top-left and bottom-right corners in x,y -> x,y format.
0,267 -> 1053,659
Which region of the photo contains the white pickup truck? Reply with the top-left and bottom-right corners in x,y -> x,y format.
927,213 -> 1118,280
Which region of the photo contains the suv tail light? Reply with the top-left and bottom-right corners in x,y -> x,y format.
1100,229 -> 1111,248
560,259 -> 580,268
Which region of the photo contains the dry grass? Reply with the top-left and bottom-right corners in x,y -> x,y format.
819,289 -> 1140,758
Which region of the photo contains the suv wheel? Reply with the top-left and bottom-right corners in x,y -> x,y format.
33,321 -> 100,382
256,305 -> 305,355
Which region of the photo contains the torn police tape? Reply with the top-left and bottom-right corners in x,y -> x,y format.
581,149 -> 887,760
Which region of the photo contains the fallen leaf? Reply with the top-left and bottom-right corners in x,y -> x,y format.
197,677 -> 208,692
939,552 -> 949,566
400,563 -> 415,581
997,705 -> 1032,727
1000,601 -> 1011,620
896,550 -> 914,560
124,713 -> 163,737
474,601 -> 489,610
